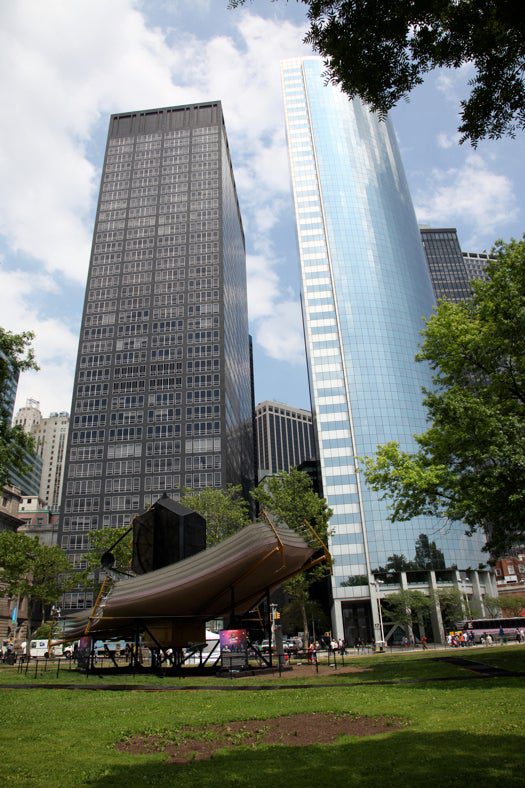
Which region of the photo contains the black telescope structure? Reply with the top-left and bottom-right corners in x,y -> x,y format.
132,494 -> 206,575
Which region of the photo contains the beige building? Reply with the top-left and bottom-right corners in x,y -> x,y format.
13,398 -> 42,433
0,484 -> 23,532
14,400 -> 69,509
31,412 -> 69,509
17,495 -> 59,548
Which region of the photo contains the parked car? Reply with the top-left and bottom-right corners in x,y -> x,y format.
258,639 -> 275,653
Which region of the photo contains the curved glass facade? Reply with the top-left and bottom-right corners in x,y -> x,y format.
281,58 -> 486,600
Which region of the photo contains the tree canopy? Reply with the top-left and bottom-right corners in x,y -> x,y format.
180,484 -> 250,547
433,588 -> 465,628
0,531 -> 75,635
483,594 -> 525,617
80,525 -> 133,583
381,589 -> 432,629
252,469 -> 332,645
252,467 -> 332,546
0,328 -> 39,488
364,237 -> 525,557
229,0 -> 525,145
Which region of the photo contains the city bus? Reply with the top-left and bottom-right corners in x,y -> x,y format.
458,617 -> 525,643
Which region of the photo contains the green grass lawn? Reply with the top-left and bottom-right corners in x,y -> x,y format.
0,646 -> 523,787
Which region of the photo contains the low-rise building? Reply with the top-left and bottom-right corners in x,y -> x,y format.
0,485 -> 27,644
17,495 -> 59,548
494,552 -> 525,594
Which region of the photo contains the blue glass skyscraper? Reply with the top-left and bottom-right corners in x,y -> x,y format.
281,58 -> 491,643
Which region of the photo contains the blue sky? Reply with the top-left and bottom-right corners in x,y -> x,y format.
1,0 -> 523,417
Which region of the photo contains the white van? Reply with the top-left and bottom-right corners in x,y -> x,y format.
22,640 -> 69,658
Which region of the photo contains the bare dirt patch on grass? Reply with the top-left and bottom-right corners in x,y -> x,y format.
253,663 -> 370,680
118,713 -> 401,764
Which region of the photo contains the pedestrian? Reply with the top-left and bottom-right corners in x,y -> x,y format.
499,625 -> 505,643
420,635 -> 428,650
485,633 -> 493,646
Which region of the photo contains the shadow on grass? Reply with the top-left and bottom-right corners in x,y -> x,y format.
88,730 -> 524,787
448,648 -> 525,670
328,648 -> 525,688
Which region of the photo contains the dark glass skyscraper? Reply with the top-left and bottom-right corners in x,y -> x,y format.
420,227 -> 473,302
1,364 -> 42,497
1,347 -> 19,423
421,228 -> 492,303
58,102 -> 254,610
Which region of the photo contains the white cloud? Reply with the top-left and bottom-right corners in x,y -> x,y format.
0,267 -> 78,415
436,131 -> 461,150
0,1 -> 308,385
0,0 -> 184,283
415,153 -> 518,247
246,251 -> 304,366
252,198 -> 288,234
435,62 -> 475,105
246,253 -> 282,321
255,300 -> 305,365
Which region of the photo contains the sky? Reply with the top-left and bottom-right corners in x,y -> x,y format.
1,0 -> 524,418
